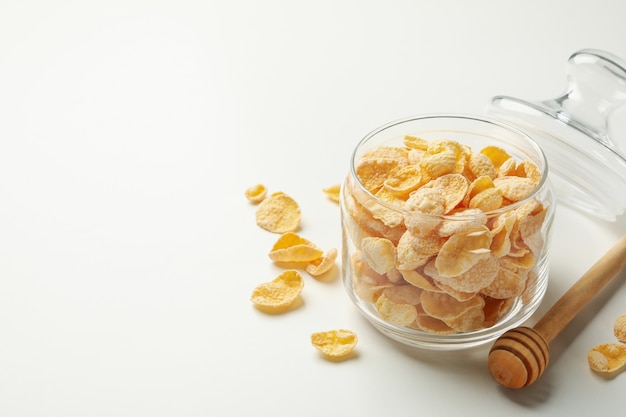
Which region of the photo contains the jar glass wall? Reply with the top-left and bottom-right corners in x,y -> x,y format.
340,115 -> 555,350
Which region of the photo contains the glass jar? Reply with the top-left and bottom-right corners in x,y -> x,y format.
340,49 -> 626,350
341,115 -> 555,350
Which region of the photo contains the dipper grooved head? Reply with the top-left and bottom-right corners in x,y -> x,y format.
488,327 -> 550,389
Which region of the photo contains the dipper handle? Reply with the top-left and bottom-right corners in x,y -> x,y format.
488,233 -> 626,389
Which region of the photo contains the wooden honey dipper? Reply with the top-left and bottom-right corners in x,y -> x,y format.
488,233 -> 626,389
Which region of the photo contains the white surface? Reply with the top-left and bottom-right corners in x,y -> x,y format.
1,1 -> 626,415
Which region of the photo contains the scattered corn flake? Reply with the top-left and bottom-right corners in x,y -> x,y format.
588,343 -> 626,378
255,191 -> 301,233
614,313 -> 626,343
251,269 -> 304,311
361,237 -> 397,275
311,329 -> 358,358
323,184 -> 341,203
268,232 -> 324,263
306,248 -> 338,276
245,183 -> 268,204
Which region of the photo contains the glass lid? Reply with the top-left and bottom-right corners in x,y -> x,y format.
487,49 -> 626,221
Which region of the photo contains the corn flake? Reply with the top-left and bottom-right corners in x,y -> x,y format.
469,188 -> 503,212
494,176 -> 535,202
483,296 -> 514,327
515,160 -> 542,186
413,310 -> 455,334
376,293 -> 418,326
255,192 -> 301,233
481,267 -> 525,299
438,208 -> 487,237
400,269 -> 442,292
435,225 -> 492,277
427,254 -> 498,294
382,285 -> 422,305
311,329 -> 358,359
250,270 -> 304,311
306,248 -> 338,277
403,188 -> 445,236
323,184 -> 341,203
370,187 -> 406,227
588,343 -> 626,378
245,184 -> 268,204
268,232 -> 324,263
481,146 -> 511,168
497,157 -> 518,177
421,174 -> 469,213
361,237 -> 397,275
404,135 -> 429,150
363,145 -> 410,162
384,165 -> 424,196
467,152 -> 497,180
356,158 -> 405,193
614,313 -> 626,343
402,230 -> 447,260
490,212 -> 516,257
420,291 -> 485,332
395,231 -> 431,270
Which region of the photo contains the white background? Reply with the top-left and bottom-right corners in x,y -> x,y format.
1,1 -> 626,416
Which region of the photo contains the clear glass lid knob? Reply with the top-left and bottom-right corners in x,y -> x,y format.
487,49 -> 626,221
